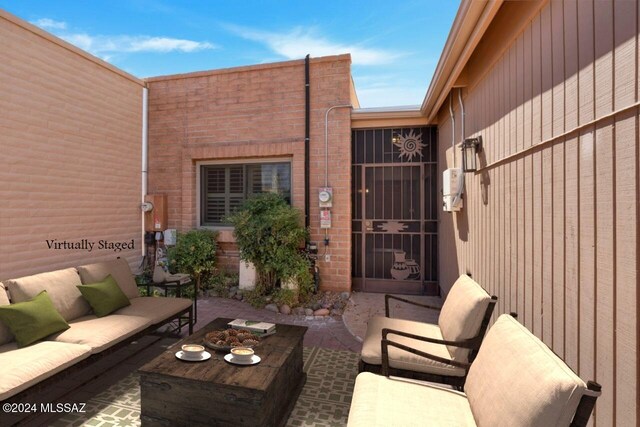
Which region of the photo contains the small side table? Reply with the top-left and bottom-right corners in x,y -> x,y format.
138,277 -> 198,329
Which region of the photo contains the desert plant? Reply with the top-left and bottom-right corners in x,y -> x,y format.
168,229 -> 219,293
226,193 -> 310,294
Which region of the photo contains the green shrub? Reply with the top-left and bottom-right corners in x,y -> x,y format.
206,270 -> 238,297
273,288 -> 298,307
226,193 -> 310,294
168,229 -> 219,293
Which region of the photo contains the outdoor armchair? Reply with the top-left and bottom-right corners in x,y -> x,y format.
359,274 -> 497,387
348,314 -> 601,427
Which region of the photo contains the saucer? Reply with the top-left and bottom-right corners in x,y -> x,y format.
224,353 -> 261,365
175,350 -> 212,362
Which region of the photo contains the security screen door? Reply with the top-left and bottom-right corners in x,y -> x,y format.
352,127 -> 438,295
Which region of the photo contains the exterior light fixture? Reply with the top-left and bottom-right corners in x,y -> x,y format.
391,133 -> 400,145
461,136 -> 482,173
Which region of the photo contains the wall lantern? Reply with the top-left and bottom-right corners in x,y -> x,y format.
461,136 -> 482,173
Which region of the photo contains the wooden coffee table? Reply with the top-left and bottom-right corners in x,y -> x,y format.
138,317 -> 307,426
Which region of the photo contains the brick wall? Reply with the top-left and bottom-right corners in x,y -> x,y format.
146,55 -> 353,291
0,11 -> 144,280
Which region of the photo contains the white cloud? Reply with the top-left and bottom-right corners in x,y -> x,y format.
32,18 -> 215,56
33,18 -> 67,30
227,25 -> 402,66
60,34 -> 215,54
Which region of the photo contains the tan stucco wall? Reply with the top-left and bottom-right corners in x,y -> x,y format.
437,1 -> 638,425
146,56 -> 353,292
0,11 -> 144,281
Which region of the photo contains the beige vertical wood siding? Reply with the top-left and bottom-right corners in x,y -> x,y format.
0,12 -> 144,280
438,1 -> 638,426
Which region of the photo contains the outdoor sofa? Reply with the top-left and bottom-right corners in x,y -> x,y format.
348,314 -> 601,427
360,274 -> 497,387
0,258 -> 193,402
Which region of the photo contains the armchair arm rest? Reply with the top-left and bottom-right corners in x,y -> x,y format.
382,327 -> 479,349
381,338 -> 471,377
384,294 -> 442,317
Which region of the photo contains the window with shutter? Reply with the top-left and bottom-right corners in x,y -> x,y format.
200,162 -> 291,226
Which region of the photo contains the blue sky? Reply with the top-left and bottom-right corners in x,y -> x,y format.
1,1 -> 459,107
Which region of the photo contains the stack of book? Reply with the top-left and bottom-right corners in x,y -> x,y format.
228,319 -> 276,337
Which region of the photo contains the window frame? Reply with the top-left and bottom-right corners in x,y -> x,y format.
196,158 -> 293,229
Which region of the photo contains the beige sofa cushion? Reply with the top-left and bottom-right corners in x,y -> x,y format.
465,314 -> 588,427
347,372 -> 475,427
49,314 -> 150,353
438,275 -> 491,361
3,268 -> 91,322
0,283 -> 14,345
361,316 -> 465,377
0,341 -> 92,400
77,258 -> 140,300
114,296 -> 192,325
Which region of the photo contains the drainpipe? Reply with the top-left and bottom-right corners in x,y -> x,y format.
449,91 -> 456,168
304,55 -> 311,230
453,89 -> 465,206
141,86 -> 149,256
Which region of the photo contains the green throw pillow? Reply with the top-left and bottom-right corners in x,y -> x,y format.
77,275 -> 130,317
0,290 -> 70,347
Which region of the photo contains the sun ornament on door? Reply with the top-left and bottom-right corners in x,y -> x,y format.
393,129 -> 425,161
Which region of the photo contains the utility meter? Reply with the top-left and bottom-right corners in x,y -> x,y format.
319,187 -> 333,208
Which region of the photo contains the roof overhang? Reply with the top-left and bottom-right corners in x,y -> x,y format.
351,106 -> 429,129
420,0 -> 504,122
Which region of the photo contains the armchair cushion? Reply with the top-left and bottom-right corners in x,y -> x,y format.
361,316 -> 465,377
347,372 -> 475,427
438,275 -> 491,361
464,314 -> 588,427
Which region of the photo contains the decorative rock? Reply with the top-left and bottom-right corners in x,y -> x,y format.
293,307 -> 306,316
311,302 -> 322,311
304,308 -> 314,316
280,304 -> 291,315
340,292 -> 350,301
322,302 -> 332,309
313,308 -> 330,316
331,308 -> 343,316
265,303 -> 279,313
333,301 -> 344,310
234,293 -> 243,301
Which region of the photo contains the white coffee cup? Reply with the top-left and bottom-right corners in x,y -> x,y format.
181,344 -> 205,359
230,347 -> 254,362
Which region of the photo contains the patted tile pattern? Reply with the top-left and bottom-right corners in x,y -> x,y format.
56,347 -> 359,427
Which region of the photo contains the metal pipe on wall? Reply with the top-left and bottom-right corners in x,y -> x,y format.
449,91 -> 456,168
453,88 -> 465,206
323,104 -> 352,244
141,86 -> 149,256
304,55 -> 311,229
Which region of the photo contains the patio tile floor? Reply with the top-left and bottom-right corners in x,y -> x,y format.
19,292 -> 441,426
